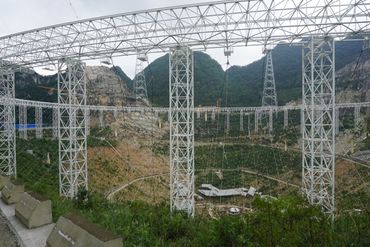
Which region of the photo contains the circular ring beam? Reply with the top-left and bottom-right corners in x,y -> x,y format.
0,0 -> 369,67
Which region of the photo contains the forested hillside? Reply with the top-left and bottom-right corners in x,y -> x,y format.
15,38 -> 366,107
131,40 -> 364,107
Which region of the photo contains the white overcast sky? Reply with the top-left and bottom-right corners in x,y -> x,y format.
0,0 -> 263,78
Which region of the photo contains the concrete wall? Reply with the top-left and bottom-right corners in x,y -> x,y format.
1,182 -> 24,204
15,192 -> 52,229
47,214 -> 122,247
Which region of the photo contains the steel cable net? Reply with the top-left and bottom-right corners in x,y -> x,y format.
11,102 -> 171,202
0,0 -> 369,221
194,106 -> 303,213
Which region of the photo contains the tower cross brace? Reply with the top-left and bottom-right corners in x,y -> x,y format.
169,46 -> 195,217
302,36 -> 336,214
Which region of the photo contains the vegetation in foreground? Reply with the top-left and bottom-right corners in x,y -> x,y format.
13,138 -> 370,246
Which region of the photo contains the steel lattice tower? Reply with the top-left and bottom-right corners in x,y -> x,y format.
99,110 -> 104,128
284,109 -> 288,128
86,109 -> 90,136
58,59 -> 88,198
302,36 -> 336,214
35,106 -> 43,139
52,107 -> 58,139
133,53 -> 149,104
169,46 -> 195,217
262,50 -> 278,107
19,105 -> 27,140
354,106 -> 361,133
0,69 -> 16,177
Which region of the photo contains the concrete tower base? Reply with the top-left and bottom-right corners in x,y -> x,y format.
15,191 -> 52,228
47,213 -> 122,247
1,181 -> 24,204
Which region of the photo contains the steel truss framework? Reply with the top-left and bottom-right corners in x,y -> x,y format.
0,0 -> 369,67
0,70 -> 16,177
35,106 -> 43,139
284,109 -> 288,128
0,0 -> 369,216
3,97 -> 370,113
52,107 -> 58,139
133,54 -> 149,103
169,46 -> 195,217
58,59 -> 88,198
86,109 -> 90,136
240,110 -> 244,132
262,50 -> 278,107
354,106 -> 362,133
302,37 -> 336,214
19,105 -> 27,140
226,110 -> 230,135
99,110 -> 104,128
